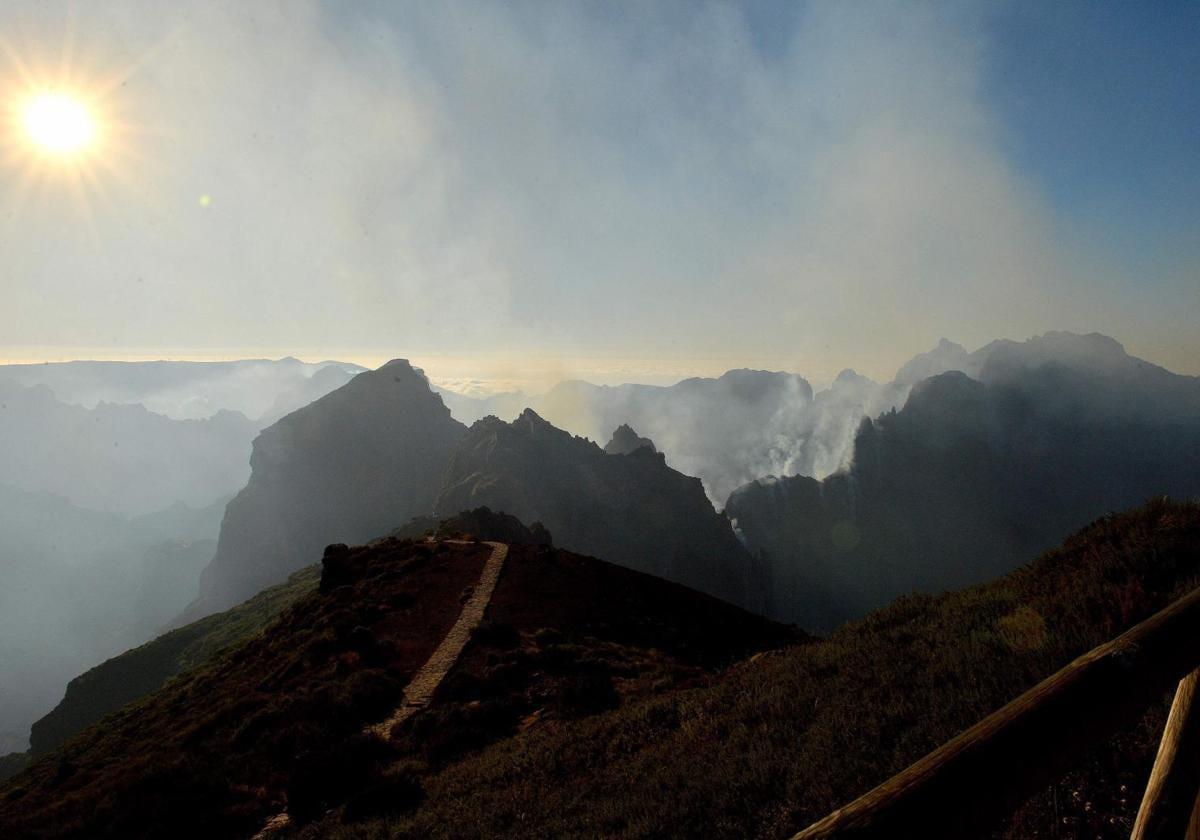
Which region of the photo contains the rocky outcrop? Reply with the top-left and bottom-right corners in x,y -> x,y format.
434,409 -> 767,612
188,360 -> 466,618
603,424 -> 656,455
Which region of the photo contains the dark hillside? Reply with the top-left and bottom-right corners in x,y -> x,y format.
324,499 -> 1200,839
6,501 -> 1198,839
0,538 -> 790,838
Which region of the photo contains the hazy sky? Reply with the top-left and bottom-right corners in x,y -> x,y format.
1,1 -> 1197,387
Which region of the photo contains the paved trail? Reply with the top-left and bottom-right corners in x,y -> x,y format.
367,540 -> 508,737
254,540 -> 508,838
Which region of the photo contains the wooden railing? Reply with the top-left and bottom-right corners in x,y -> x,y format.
793,584 -> 1200,839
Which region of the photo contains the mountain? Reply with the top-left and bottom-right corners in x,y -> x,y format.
188,360 -> 467,618
0,380 -> 257,516
536,370 -> 826,504
3,500 -> 1197,838
603,423 -> 656,455
257,363 -> 360,425
893,337 -> 980,385
439,368 -> 905,506
0,534 -> 792,837
434,409 -> 767,611
434,386 -> 529,427
0,357 -> 364,421
0,487 -> 225,753
727,334 -> 1200,629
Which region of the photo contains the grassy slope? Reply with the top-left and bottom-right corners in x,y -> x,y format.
322,498 -> 1200,840
0,539 -> 789,839
24,565 -> 321,760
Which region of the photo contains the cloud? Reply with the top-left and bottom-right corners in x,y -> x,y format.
0,1 -> 1174,379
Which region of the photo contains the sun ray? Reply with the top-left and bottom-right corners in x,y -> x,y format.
0,26 -> 152,229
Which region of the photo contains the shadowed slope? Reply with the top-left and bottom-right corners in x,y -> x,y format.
0,537 -> 789,838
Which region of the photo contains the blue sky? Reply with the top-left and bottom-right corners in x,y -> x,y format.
986,2 -> 1199,258
0,1 -> 1196,385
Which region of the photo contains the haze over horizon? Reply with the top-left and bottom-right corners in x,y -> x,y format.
2,1 -> 1197,384
1,330 -> 1198,399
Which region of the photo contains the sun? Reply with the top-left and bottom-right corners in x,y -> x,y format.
22,92 -> 96,155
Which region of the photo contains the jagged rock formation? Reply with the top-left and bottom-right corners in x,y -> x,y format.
188,360 -> 466,618
603,423 -> 656,455
434,410 -> 767,612
727,334 -> 1200,630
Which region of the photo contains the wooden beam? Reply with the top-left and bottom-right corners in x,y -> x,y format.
1132,669 -> 1200,839
792,585 -> 1200,839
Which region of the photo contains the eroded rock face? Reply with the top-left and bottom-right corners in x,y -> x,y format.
603,424 -> 656,455
434,409 -> 768,613
188,360 -> 466,618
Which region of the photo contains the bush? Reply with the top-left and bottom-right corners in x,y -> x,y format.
286,735 -> 392,822
342,768 -> 425,822
470,621 -> 521,650
558,673 -> 620,717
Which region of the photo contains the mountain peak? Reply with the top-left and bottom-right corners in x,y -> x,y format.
604,423 -> 657,455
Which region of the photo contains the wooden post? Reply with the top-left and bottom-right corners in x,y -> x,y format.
792,585 -> 1200,839
1132,669 -> 1200,839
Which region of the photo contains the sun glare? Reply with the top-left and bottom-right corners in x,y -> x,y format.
23,92 -> 96,155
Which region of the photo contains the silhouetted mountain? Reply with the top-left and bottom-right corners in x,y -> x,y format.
188,360 -> 467,618
435,410 -> 767,611
893,337 -> 980,385
727,334 -> 1200,629
0,357 -> 364,421
603,423 -> 656,454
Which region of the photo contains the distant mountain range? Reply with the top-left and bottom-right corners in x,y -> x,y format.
0,358 -> 361,748
186,331 -> 1200,634
727,332 -> 1200,629
0,357 -> 364,421
0,486 -> 224,753
191,364 -> 765,618
441,366 -> 905,505
6,332 -> 1199,760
